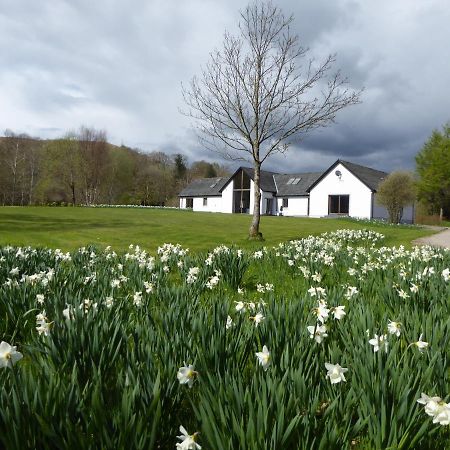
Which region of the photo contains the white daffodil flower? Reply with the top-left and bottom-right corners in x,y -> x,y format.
235,301 -> 245,313
414,334 -> 429,352
442,268 -> 449,282
36,294 -> 45,304
226,315 -> 233,330
418,393 -> 443,417
387,321 -> 401,337
307,324 -> 328,344
314,301 -> 329,324
250,312 -> 265,327
433,403 -> 450,426
0,341 -> 23,369
255,345 -> 270,371
332,306 -> 346,320
177,364 -> 197,388
325,362 -> 348,384
345,286 -> 358,299
176,425 -> 201,449
369,334 -> 388,353
63,304 -> 74,320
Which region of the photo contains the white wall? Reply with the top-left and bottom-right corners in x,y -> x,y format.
191,196 -> 223,212
221,181 -> 233,213
277,197 -> 309,216
309,163 -> 372,219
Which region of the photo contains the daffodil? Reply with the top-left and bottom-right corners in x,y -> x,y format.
414,334 -> 428,352
0,341 -> 23,368
177,364 -> 197,388
387,321 -> 401,337
369,334 -> 388,353
332,306 -> 346,320
442,268 -> 449,282
417,393 -> 450,426
313,301 -> 329,323
176,425 -> 201,449
307,324 -> 328,344
325,362 -> 348,384
417,393 -> 443,417
250,312 -> 265,327
255,345 -> 270,371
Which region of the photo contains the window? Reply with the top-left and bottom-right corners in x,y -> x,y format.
203,197 -> 208,206
282,198 -> 288,208
233,170 -> 251,213
186,198 -> 193,208
287,177 -> 301,185
328,195 -> 349,214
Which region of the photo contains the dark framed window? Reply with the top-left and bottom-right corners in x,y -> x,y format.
186,198 -> 193,208
328,195 -> 349,214
282,198 -> 288,208
233,170 -> 251,213
203,197 -> 208,206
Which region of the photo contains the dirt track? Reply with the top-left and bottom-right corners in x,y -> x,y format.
412,227 -> 450,249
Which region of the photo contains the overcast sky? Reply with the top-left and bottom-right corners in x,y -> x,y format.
1,0 -> 449,173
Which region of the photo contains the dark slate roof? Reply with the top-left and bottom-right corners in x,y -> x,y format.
179,177 -> 228,197
179,160 -> 388,197
339,160 -> 388,191
240,167 -> 278,193
274,173 -> 322,196
307,159 -> 388,192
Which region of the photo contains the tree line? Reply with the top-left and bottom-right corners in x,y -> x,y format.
0,127 -> 228,206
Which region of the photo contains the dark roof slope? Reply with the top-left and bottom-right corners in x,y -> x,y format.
339,160 -> 387,191
307,159 -> 388,192
179,177 -> 228,197
274,173 -> 322,196
240,167 -> 278,192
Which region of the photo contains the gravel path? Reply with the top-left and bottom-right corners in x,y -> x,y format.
412,227 -> 450,249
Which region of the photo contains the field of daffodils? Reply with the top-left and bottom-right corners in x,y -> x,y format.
1,229 -> 449,449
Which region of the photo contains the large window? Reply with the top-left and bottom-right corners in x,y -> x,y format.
203,197 -> 208,206
328,195 -> 349,215
233,170 -> 251,213
282,198 -> 288,208
186,198 -> 193,208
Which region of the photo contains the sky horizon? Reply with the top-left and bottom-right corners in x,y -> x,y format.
1,0 -> 449,174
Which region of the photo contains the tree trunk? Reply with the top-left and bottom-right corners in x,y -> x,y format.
249,162 -> 263,239
440,207 -> 444,222
70,182 -> 76,205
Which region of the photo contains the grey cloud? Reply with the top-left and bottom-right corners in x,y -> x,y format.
0,0 -> 449,174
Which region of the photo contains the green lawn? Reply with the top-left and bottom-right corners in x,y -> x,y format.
0,206 -> 438,253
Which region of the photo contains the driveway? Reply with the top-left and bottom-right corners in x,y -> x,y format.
413,227 -> 450,249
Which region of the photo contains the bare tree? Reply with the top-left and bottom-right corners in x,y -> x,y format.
78,126 -> 108,205
183,1 -> 361,238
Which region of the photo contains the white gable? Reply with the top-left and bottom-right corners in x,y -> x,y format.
308,163 -> 373,218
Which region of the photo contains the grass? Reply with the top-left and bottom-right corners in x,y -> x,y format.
1,231 -> 449,449
0,206 -> 439,253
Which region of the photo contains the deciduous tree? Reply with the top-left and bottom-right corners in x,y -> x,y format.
376,171 -> 415,223
415,124 -> 450,220
183,1 -> 360,239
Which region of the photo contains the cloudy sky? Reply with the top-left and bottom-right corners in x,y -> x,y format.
1,0 -> 449,173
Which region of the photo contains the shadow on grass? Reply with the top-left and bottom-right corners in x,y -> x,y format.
0,213 -> 131,232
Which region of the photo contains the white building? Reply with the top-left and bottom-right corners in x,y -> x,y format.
179,160 -> 414,222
